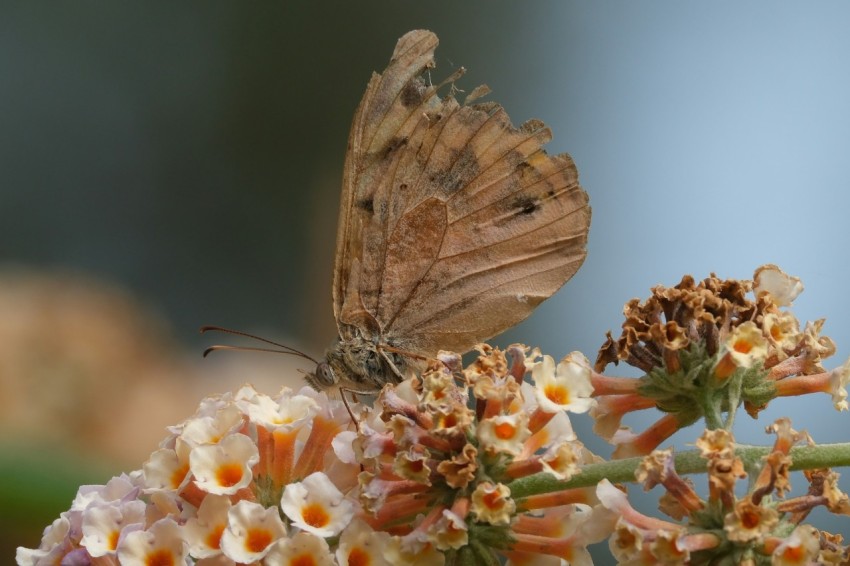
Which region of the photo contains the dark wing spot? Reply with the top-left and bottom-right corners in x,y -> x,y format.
382,136 -> 409,159
430,145 -> 481,194
514,196 -> 540,216
401,77 -> 426,108
357,197 -> 374,213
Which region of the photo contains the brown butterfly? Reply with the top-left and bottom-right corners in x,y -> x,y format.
203,30 -> 589,395
301,30 -> 591,394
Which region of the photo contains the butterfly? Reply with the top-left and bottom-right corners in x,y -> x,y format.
203,30 -> 590,397
303,30 -> 591,395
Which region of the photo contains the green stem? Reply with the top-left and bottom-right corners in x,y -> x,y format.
723,373 -> 743,430
508,442 -> 850,499
702,386 -> 723,430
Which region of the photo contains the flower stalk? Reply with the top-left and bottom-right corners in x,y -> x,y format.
509,441 -> 850,498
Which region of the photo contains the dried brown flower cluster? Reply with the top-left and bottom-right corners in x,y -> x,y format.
596,265 -> 833,377
588,265 -> 848,458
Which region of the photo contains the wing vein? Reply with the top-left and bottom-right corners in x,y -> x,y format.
413,253 -> 582,330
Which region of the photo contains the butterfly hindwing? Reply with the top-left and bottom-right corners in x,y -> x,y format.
333,29 -> 590,355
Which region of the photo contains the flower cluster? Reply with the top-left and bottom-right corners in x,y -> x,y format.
351,345 -> 614,565
598,419 -> 850,564
590,265 -> 848,458
18,345 -> 616,565
16,266 -> 850,565
17,385 -> 362,565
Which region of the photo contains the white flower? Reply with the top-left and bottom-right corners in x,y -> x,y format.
724,321 -> 769,369
477,412 -> 531,456
772,525 -> 820,565
540,441 -> 584,481
72,474 -> 139,510
332,430 -> 359,464
383,536 -> 445,566
281,471 -> 355,538
264,532 -> 335,566
753,264 -> 803,307
335,519 -> 392,566
144,440 -> 192,492
190,433 -> 259,495
81,500 -> 146,557
15,516 -> 72,566
762,311 -> 800,355
522,409 -> 576,458
242,387 -> 318,430
428,509 -> 468,550
183,494 -> 232,559
181,404 -> 244,446
470,482 -> 515,526
219,500 -> 286,563
116,518 -> 189,566
532,353 -> 595,414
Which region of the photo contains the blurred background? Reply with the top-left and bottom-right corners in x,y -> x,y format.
4,1 -> 850,561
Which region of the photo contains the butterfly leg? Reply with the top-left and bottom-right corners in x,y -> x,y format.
337,386 -> 379,430
376,346 -> 420,384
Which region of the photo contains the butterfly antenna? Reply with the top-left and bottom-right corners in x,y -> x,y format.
200,325 -> 319,364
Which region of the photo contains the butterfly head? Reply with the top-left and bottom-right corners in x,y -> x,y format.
305,361 -> 339,391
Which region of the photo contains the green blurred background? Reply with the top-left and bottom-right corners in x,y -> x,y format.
5,1 -> 850,560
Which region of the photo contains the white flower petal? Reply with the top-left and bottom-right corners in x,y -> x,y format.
281,471 -> 354,538
219,500 -> 286,563
190,433 -> 259,495
116,518 -> 188,566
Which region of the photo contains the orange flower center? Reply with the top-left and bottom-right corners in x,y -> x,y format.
494,422 -> 517,440
733,339 -> 753,354
206,524 -> 225,550
482,490 -> 503,510
146,549 -> 175,566
216,463 -> 244,487
301,503 -> 330,528
244,528 -> 273,553
741,509 -> 761,529
544,384 -> 570,405
292,554 -> 318,566
780,545 -> 805,562
545,453 -> 565,469
348,547 -> 371,566
170,463 -> 189,489
108,529 -> 120,551
440,413 -> 458,428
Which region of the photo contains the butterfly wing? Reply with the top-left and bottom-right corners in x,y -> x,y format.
333,29 -> 590,354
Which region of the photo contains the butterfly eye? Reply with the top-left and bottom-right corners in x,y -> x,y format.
315,362 -> 337,387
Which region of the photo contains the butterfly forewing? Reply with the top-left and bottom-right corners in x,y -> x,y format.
333,29 -> 590,362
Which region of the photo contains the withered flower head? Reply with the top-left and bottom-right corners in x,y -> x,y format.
590,266 -> 841,458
